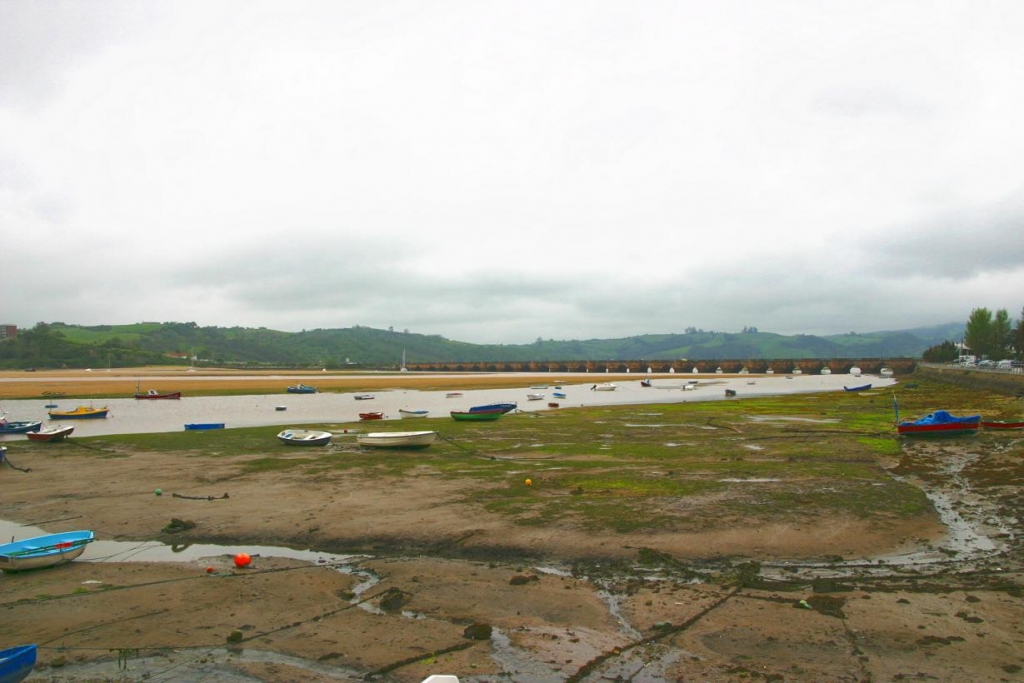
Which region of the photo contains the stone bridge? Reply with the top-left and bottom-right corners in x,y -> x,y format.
404,357 -> 917,375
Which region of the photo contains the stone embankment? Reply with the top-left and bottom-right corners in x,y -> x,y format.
916,363 -> 1024,396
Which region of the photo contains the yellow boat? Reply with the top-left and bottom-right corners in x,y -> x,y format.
47,406 -> 109,420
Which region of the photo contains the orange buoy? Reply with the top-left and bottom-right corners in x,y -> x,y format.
525,479 -> 532,486
233,553 -> 251,568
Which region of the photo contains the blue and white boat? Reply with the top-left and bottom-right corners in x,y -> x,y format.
0,531 -> 95,572
184,423 -> 225,431
468,402 -> 517,414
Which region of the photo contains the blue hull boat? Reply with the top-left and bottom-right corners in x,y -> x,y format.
0,644 -> 37,683
897,411 -> 980,437
0,419 -> 42,435
468,402 -> 517,414
286,384 -> 318,394
184,423 -> 225,431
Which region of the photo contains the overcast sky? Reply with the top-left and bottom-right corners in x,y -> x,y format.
2,2 -> 1022,344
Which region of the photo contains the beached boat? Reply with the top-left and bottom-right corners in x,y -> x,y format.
399,409 -> 429,419
48,406 -> 108,419
0,418 -> 42,434
451,409 -> 504,422
359,412 -> 384,421
445,392 -> 463,398
275,406 -> 287,411
880,367 -> 894,377
468,402 -> 517,414
526,393 -> 545,401
26,425 -> 74,442
725,389 -> 737,397
286,384 -> 318,394
897,411 -> 981,437
981,420 -> 1024,431
184,423 -> 225,431
547,402 -> 560,408
276,429 -> 332,446
134,389 -> 182,400
820,367 -> 832,375
356,431 -> 437,449
0,644 -> 37,683
844,384 -> 872,392
354,394 -> 375,401
0,530 -> 94,572
849,366 -> 862,377
591,383 -> 617,391
640,379 -> 652,387
552,391 -> 567,399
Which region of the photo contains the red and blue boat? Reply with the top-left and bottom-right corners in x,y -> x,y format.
897,410 -> 981,437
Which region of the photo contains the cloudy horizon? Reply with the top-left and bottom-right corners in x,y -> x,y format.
3,2 -> 1022,344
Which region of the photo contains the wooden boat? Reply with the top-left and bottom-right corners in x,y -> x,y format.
451,409 -> 504,422
526,393 -> 545,401
356,431 -> 437,449
26,425 -> 74,442
0,530 -> 94,572
0,644 -> 37,683
591,383 -> 617,391
844,384 -> 872,392
981,420 -> 1024,431
48,405 -> 108,419
184,423 -> 225,431
277,429 -> 332,446
897,411 -> 981,437
286,384 -> 318,394
399,409 -> 429,419
468,402 -> 517,414
134,389 -> 182,400
547,402 -> 560,408
354,394 -> 375,400
359,412 -> 384,421
0,418 -> 42,434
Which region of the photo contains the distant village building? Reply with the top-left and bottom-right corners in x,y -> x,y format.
0,324 -> 17,341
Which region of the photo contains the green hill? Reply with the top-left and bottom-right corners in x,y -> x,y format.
0,321 -> 964,370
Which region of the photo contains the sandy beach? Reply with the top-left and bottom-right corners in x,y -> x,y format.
2,369 -> 1023,682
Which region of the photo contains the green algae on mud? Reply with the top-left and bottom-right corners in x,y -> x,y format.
16,380 -> 978,538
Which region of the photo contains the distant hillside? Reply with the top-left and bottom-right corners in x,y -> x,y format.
0,321 -> 964,370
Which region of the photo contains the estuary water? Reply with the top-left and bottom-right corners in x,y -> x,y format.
0,372 -> 898,439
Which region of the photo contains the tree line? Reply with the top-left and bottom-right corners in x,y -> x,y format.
922,306 -> 1024,362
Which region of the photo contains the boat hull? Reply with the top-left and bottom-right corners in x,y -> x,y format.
286,385 -> 318,394
0,531 -> 94,572
359,412 -> 384,421
276,429 -> 332,446
981,421 -> 1024,431
467,402 -> 516,414
0,421 -> 43,434
134,391 -> 182,400
844,384 -> 872,392
0,644 -> 37,683
897,411 -> 981,437
451,410 -> 504,421
356,431 -> 437,448
47,406 -> 108,419
26,426 -> 74,442
399,410 -> 429,419
184,423 -> 225,431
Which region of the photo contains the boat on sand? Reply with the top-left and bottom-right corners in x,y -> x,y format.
276,429 -> 332,446
357,431 -> 437,449
0,530 -> 95,572
26,425 -> 74,442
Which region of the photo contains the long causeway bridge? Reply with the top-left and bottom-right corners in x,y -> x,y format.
404,357 -> 917,375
